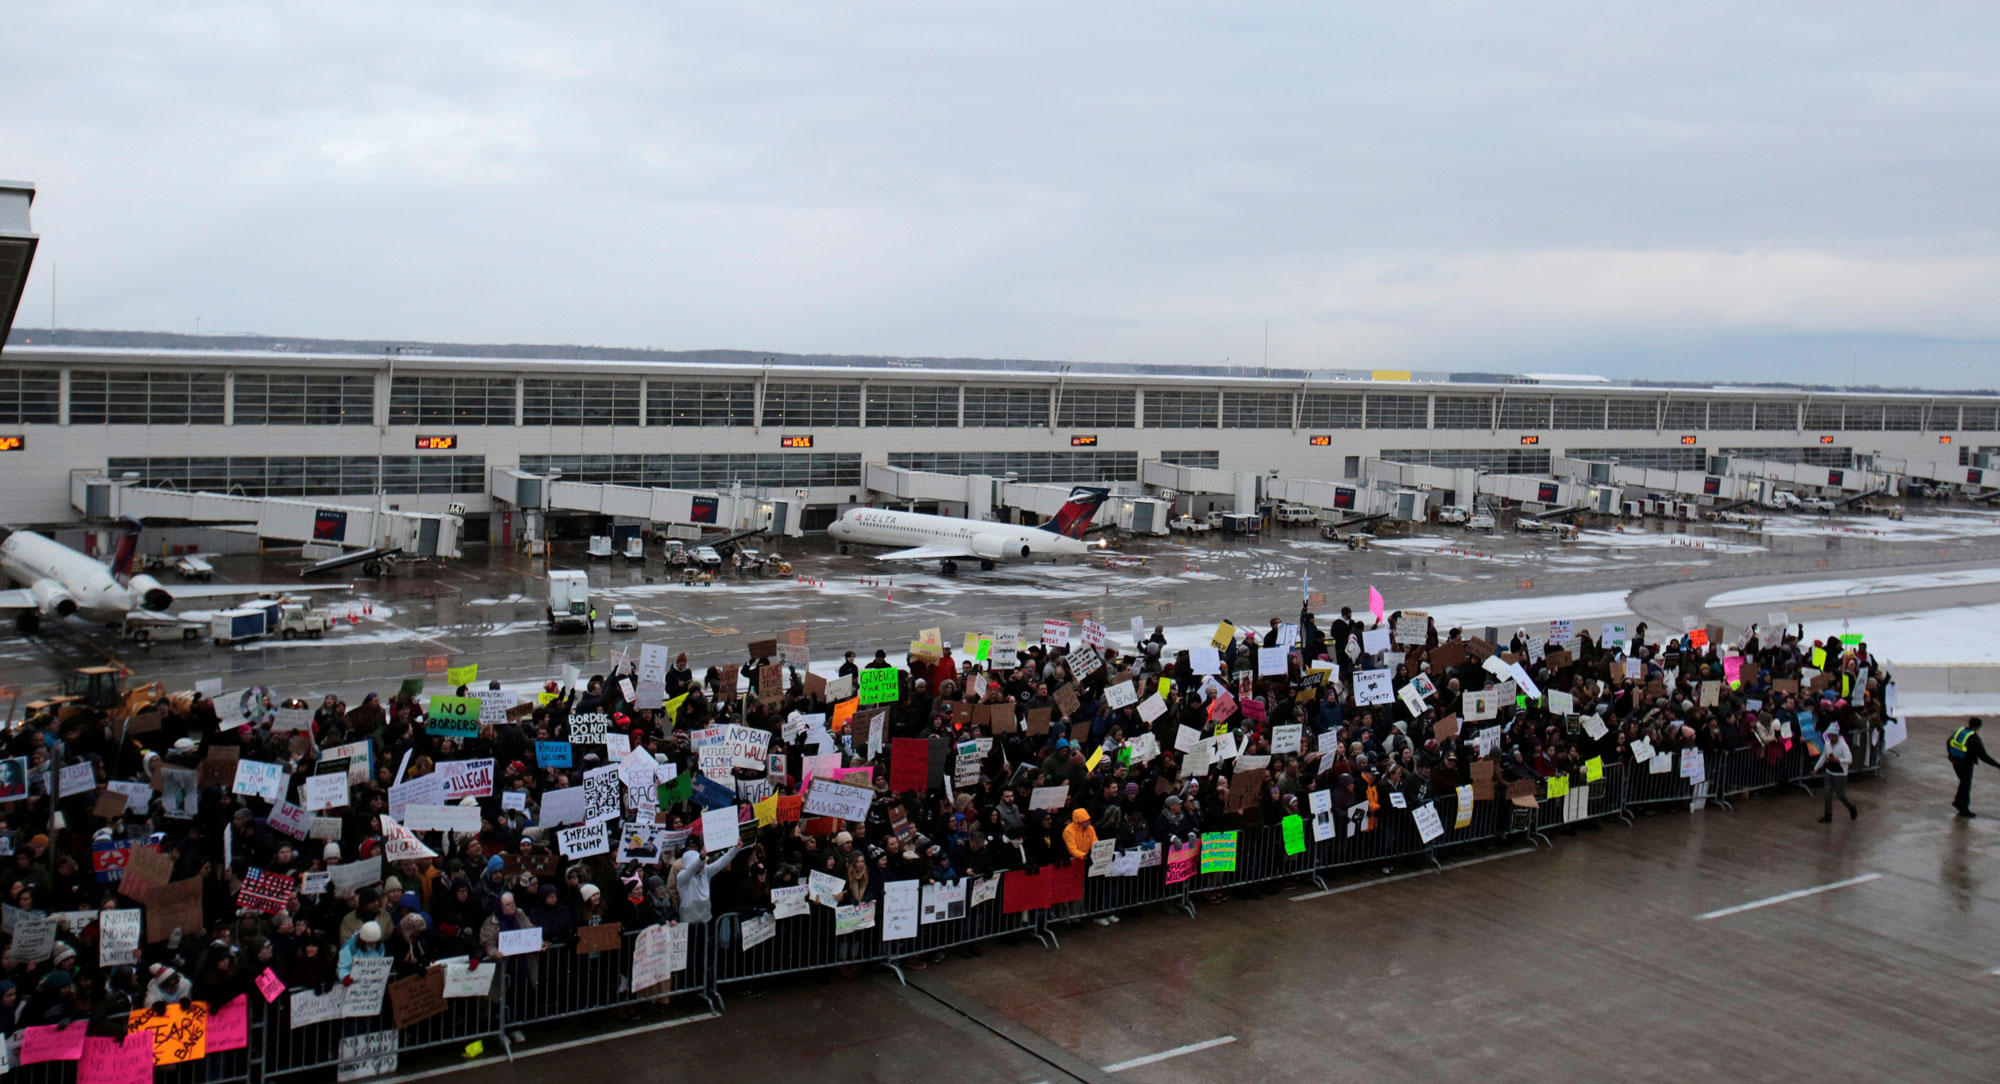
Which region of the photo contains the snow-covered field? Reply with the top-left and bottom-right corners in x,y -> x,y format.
1705,567 -> 2000,609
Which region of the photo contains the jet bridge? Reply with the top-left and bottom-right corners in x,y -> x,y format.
1714,456 -> 1888,495
1870,455 -> 1995,495
532,479 -> 804,538
0,181 -> 37,354
70,476 -> 462,557
863,464 -> 996,518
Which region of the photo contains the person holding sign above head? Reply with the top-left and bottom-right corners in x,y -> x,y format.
1947,717 -> 2000,817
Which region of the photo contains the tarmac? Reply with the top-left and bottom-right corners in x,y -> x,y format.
368,716 -> 1997,1084
6,504 -> 2000,708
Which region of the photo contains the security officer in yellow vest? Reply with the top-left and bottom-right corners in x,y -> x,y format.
1948,718 -> 2000,817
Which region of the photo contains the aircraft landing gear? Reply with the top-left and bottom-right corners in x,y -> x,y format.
980,559 -> 996,571
940,559 -> 958,576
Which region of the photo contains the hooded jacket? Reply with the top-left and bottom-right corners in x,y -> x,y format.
1061,808 -> 1098,859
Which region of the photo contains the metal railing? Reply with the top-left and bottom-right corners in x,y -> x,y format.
64,723 -> 1891,1084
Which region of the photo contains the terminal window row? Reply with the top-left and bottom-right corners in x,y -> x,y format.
887,451 -> 1139,484
106,455 -> 486,496
518,453 -> 862,489
1564,446 -> 1709,471
1718,445 -> 1855,469
7,368 -> 1999,432
1380,447 -> 1555,473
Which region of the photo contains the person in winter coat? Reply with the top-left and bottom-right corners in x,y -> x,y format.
143,963 -> 191,1009
1062,808 -> 1098,859
674,844 -> 741,925
337,921 -> 385,979
634,876 -> 677,927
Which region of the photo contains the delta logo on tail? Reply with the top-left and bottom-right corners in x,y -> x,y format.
109,517 -> 143,585
1038,487 -> 1111,538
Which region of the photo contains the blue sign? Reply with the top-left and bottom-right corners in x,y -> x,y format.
692,775 -> 736,810
535,741 -> 572,768
1797,710 -> 1817,743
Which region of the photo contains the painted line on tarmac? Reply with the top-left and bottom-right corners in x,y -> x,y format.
1694,873 -> 1882,921
367,1011 -> 720,1084
1290,847 -> 1535,902
1102,1036 -> 1238,1072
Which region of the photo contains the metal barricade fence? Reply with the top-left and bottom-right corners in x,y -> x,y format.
259,971 -> 502,1082
500,924 -> 708,1030
91,730 -> 1914,1083
1623,750 -> 1698,809
7,1018 -> 254,1084
1310,808 -> 1425,877
713,905 -> 879,987
1066,854 -> 1190,922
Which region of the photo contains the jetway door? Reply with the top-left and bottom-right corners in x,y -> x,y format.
417,517 -> 440,557
771,501 -> 789,536
1130,500 -> 1158,534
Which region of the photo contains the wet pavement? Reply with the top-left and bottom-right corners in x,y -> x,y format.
384,716 -> 1997,1084
6,503 -> 2000,706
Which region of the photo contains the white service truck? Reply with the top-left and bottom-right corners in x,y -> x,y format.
273,600 -> 329,640
547,571 -> 592,633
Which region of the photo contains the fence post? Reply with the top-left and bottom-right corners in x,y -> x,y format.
496,956 -> 515,1061
702,919 -> 722,1014
247,989 -> 265,1084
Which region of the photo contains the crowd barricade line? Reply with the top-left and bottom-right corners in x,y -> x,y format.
122,721 -> 1906,1081
1623,753 -> 1698,811
497,925 -> 709,1032
258,972 -> 504,1083
1064,858 -> 1188,922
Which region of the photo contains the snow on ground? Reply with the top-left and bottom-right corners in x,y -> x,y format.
1705,567 -> 2000,609
1757,511 -> 2000,544
1824,601 -> 2000,666
1574,529 -> 1767,555
1421,590 -> 1635,629
1369,536 -> 1504,561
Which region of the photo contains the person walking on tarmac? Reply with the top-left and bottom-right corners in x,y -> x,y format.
1814,722 -> 1856,822
1947,717 -> 2000,817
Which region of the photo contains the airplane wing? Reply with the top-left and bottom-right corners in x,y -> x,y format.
165,583 -> 355,601
871,544 -> 977,562
0,589 -> 32,612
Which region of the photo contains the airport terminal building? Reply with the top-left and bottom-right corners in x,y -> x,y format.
0,346 -> 1995,541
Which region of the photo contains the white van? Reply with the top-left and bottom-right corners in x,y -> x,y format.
1274,504 -> 1316,525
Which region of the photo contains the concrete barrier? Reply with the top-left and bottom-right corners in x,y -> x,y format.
1889,664 -> 2000,694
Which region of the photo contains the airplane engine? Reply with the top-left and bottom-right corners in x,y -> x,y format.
971,536 -> 1030,561
127,574 -> 174,611
30,578 -> 77,618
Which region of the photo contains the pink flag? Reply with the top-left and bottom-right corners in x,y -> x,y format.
1367,585 -> 1386,624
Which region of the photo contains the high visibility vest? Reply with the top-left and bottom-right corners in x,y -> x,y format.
1948,728 -> 1972,759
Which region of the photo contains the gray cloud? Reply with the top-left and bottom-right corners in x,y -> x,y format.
7,2 -> 1999,384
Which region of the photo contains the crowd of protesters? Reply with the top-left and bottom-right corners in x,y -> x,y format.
0,602 -> 1892,1037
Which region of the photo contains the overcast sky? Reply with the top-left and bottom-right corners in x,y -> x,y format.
8,3 -> 2000,385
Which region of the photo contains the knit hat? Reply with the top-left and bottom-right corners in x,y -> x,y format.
323,842 -> 342,860
359,921 -> 383,943
578,884 -> 600,902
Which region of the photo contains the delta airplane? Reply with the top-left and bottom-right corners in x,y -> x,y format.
0,518 -> 349,635
826,486 -> 1110,574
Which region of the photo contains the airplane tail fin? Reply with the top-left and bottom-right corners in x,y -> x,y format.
110,517 -> 143,584
1037,487 -> 1111,539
